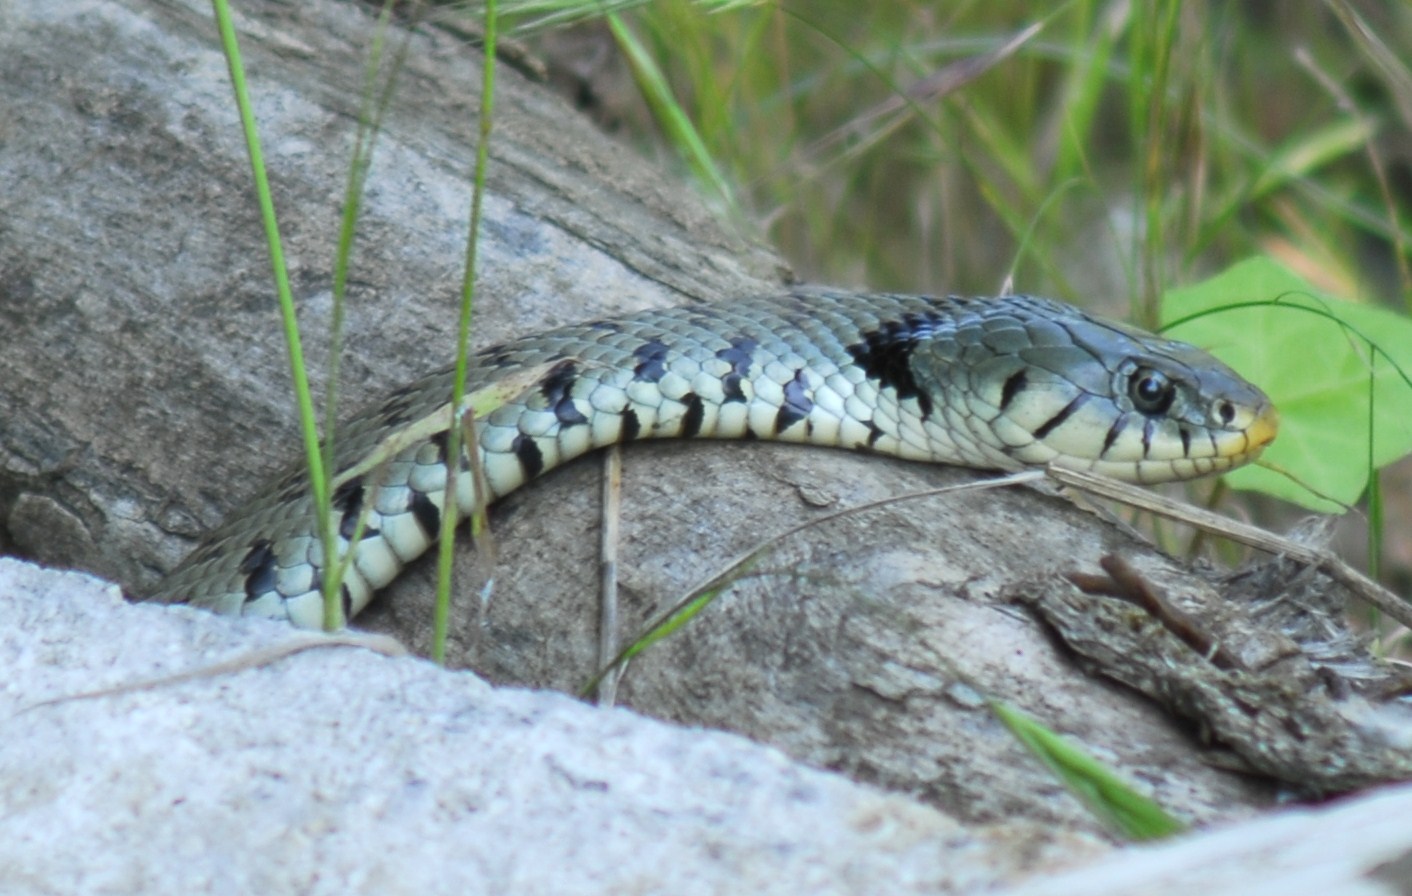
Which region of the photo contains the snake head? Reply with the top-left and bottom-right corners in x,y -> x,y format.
914,296 -> 1278,484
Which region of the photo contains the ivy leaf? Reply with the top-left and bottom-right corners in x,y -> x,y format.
1161,257 -> 1412,511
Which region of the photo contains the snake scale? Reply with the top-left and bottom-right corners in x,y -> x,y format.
146,287 -> 1278,628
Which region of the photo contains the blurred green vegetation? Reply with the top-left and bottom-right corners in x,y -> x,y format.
477,1 -> 1412,330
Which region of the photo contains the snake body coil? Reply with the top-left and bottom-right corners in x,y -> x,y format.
147,288 -> 1277,627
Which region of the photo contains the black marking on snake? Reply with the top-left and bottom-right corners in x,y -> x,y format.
481,345 -> 517,369
621,408 -> 642,441
428,430 -> 449,464
775,369 -> 813,433
632,340 -> 670,383
513,434 -> 545,479
1033,394 -> 1089,440
680,393 -> 705,439
1100,414 -> 1125,458
866,420 -> 885,448
409,490 -> 441,540
541,360 -> 589,428
1141,417 -> 1157,458
716,338 -> 756,403
238,539 -> 278,603
1000,369 -> 1028,412
847,312 -> 946,418
332,477 -> 378,541
1178,425 -> 1192,457
588,320 -> 623,333
850,419 -> 886,452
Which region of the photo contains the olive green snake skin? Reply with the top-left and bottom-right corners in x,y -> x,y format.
146,288 -> 1278,627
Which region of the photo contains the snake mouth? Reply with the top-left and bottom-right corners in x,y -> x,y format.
1245,402 -> 1280,453
1215,401 -> 1278,471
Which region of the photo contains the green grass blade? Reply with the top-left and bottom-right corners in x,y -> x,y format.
607,11 -> 737,211
579,580 -> 732,697
991,699 -> 1187,841
209,0 -> 336,628
1052,0 -> 1123,183
319,2 -> 415,626
432,0 -> 500,665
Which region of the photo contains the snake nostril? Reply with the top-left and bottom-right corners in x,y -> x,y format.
1216,400 -> 1235,426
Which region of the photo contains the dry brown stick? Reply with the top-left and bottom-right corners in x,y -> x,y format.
1046,465 -> 1412,631
596,445 -> 624,706
1067,554 -> 1241,670
18,632 -> 408,715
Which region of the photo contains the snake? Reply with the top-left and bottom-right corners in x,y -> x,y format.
145,287 -> 1278,627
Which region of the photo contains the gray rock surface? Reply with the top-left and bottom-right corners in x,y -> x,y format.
1004,781 -> 1412,896
10,558 -> 1412,895
0,558 -> 1093,894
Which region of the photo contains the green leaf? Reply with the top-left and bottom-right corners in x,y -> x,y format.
990,700 -> 1186,841
1161,257 -> 1412,511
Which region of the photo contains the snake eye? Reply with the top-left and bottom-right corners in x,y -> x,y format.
1129,368 -> 1175,415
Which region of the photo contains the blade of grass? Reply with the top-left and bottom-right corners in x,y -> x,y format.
209,0 -> 336,628
990,699 -> 1187,840
1051,0 -> 1125,183
1293,39 -> 1412,306
432,0 -> 500,665
607,11 -> 737,212
321,1 -> 416,628
1128,0 -> 1182,322
797,23 -> 1043,182
578,577 -> 728,697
